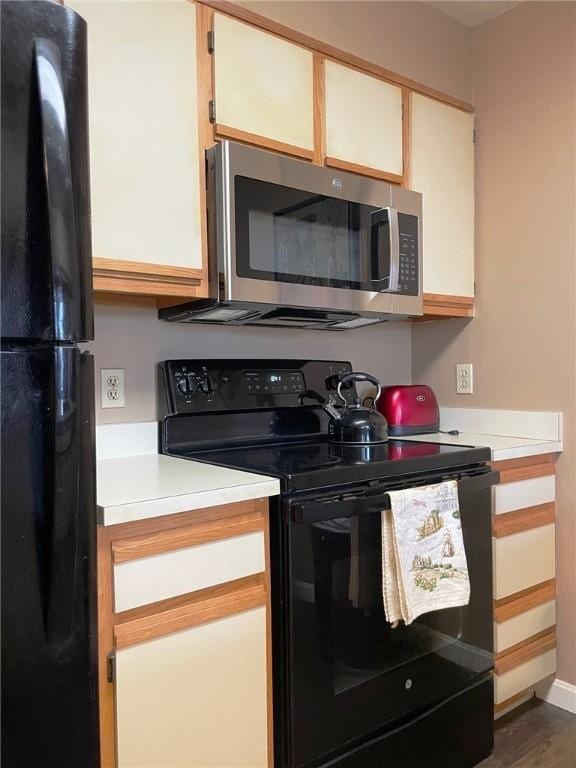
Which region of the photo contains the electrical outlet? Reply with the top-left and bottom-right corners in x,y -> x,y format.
456,363 -> 473,395
101,368 -> 125,409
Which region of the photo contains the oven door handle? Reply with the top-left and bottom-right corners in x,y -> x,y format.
288,470 -> 500,524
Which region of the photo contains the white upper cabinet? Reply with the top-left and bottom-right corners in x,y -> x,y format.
69,0 -> 202,269
410,93 -> 475,297
213,13 -> 314,154
325,61 -> 404,178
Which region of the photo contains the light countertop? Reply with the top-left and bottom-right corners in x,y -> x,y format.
97,453 -> 280,526
398,432 -> 562,461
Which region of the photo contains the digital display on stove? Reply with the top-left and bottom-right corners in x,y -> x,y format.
244,370 -> 305,394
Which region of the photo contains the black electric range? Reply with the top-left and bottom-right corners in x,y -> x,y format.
159,359 -> 497,768
171,437 -> 491,493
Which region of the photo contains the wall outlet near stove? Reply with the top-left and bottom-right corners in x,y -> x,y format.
101,368 -> 125,408
456,363 -> 473,394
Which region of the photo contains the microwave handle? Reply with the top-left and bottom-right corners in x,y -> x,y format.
370,207 -> 400,292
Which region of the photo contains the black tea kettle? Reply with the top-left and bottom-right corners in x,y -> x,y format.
324,372 -> 388,445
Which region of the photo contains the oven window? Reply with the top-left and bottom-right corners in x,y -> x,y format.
234,176 -> 387,290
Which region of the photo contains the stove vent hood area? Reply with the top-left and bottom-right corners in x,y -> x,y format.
160,299 -> 394,330
159,141 -> 423,330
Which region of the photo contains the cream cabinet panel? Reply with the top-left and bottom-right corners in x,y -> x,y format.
213,13 -> 314,150
494,601 -> 556,653
410,94 -> 474,296
116,606 -> 267,768
493,476 -> 556,515
114,531 -> 265,612
495,649 -> 556,704
325,61 -> 403,175
69,1 -> 202,268
493,524 -> 555,600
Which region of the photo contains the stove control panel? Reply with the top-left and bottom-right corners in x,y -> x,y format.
159,359 -> 353,416
244,370 -> 305,395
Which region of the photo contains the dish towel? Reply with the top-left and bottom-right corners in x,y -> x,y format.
381,480 -> 470,626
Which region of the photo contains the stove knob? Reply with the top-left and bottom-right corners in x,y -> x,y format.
187,374 -> 198,394
177,377 -> 189,395
199,375 -> 213,394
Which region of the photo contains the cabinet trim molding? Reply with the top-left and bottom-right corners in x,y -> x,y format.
93,257 -> 205,298
112,509 -> 265,563
401,88 -> 411,188
494,579 -> 556,624
496,462 -> 555,485
97,527 -> 117,768
325,156 -> 403,185
114,574 -> 266,649
490,453 -> 557,472
215,123 -> 315,160
492,502 -> 556,539
313,53 -> 326,166
494,628 -> 557,676
494,579 -> 556,622
494,688 -> 535,716
193,0 -> 474,113
417,293 -> 475,319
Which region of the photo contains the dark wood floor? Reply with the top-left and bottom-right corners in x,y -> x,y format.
478,698 -> 576,767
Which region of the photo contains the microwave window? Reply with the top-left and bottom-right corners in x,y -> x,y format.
234,176 -> 384,290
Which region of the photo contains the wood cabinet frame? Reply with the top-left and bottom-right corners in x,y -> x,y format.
97,497 -> 272,767
490,454 -> 558,715
93,0 -> 476,315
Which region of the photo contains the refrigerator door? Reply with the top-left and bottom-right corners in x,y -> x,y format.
1,345 -> 99,767
1,1 -> 93,343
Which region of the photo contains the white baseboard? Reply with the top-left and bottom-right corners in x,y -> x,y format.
536,678 -> 576,714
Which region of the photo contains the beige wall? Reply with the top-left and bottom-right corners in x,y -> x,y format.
241,1 -> 474,103
89,306 -> 412,424
412,1 -> 576,684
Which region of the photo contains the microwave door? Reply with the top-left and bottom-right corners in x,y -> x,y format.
370,208 -> 400,292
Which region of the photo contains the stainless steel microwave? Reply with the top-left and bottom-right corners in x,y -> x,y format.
160,141 -> 423,330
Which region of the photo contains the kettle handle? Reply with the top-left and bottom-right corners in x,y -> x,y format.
338,372 -> 382,405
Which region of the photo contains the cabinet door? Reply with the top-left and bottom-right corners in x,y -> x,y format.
410,94 -> 475,297
69,1 -> 202,273
213,13 -> 314,156
116,606 -> 267,768
325,60 -> 403,180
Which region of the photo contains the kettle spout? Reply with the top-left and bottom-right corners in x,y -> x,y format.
323,395 -> 342,420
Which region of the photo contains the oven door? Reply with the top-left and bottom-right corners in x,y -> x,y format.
282,470 -> 496,768
211,141 -> 423,317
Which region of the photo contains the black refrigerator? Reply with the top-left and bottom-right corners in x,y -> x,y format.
1,1 -> 99,765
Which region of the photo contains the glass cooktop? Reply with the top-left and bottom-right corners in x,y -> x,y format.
178,438 -> 490,493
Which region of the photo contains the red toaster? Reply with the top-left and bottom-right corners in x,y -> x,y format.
377,385 -> 440,436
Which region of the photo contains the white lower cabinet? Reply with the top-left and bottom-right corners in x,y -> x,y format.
116,606 -> 268,768
495,649 -> 557,705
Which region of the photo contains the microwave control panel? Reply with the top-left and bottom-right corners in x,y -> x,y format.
159,359 -> 353,415
396,213 -> 419,296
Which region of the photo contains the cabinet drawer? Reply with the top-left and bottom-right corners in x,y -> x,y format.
493,524 -> 555,600
495,649 -> 556,704
493,475 -> 555,515
494,601 -> 555,653
114,531 -> 265,612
